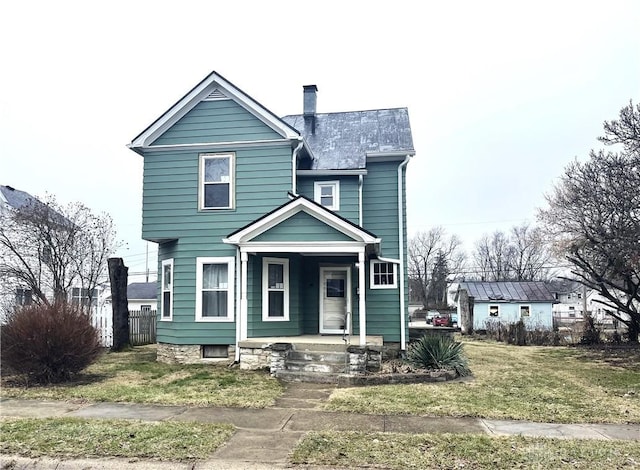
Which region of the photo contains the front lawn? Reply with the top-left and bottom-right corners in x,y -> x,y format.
326,339 -> 640,423
0,417 -> 234,461
0,345 -> 282,408
292,431 -> 640,469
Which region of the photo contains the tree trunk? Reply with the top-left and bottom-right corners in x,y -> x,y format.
108,257 -> 130,351
459,289 -> 474,335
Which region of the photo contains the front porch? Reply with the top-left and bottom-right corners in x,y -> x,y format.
238,334 -> 385,382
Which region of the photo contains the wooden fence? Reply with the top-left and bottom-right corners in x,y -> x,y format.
129,309 -> 157,346
91,308 -> 157,347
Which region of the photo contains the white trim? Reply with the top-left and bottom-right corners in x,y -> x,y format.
519,304 -> 532,318
223,197 -> 379,245
237,243 -> 369,254
160,259 -> 173,321
235,248 -> 242,361
397,155 -> 411,350
240,252 -> 249,341
370,261 -> 398,289
366,151 -> 416,161
358,251 -> 366,345
128,71 -> 299,149
262,257 -> 290,322
195,257 -> 235,322
136,139 -> 293,154
200,153 -> 235,210
297,169 -> 368,176
314,181 -> 340,210
319,265 -> 351,334
488,304 -> 501,318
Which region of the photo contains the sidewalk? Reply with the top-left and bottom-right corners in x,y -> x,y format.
1,382 -> 639,469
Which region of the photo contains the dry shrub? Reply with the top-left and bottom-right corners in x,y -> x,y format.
1,302 -> 102,384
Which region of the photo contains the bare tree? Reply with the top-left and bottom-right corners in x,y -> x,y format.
473,224 -> 554,281
0,195 -> 120,311
408,227 -> 466,308
539,101 -> 640,342
474,231 -> 513,281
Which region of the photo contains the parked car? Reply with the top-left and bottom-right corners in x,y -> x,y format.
432,315 -> 450,327
425,310 -> 440,324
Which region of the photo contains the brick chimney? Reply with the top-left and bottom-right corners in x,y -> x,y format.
303,85 -> 317,134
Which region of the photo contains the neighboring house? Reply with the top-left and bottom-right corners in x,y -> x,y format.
456,281 -> 556,330
548,279 -> 585,323
128,71 -> 415,371
127,282 -> 158,312
547,278 -> 629,327
0,185 -> 44,310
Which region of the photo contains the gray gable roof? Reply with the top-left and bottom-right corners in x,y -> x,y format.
281,108 -> 414,170
0,185 -> 39,210
459,281 -> 556,302
127,282 -> 157,300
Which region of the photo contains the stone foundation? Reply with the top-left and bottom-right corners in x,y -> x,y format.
157,343 -> 236,365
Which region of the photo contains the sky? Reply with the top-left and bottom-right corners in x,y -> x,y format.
1,0 -> 639,282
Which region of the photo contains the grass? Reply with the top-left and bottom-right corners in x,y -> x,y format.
326,339 -> 640,423
0,345 -> 282,408
292,431 -> 640,469
0,417 -> 234,461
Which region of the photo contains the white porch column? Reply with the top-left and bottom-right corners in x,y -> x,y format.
240,250 -> 249,341
358,249 -> 366,345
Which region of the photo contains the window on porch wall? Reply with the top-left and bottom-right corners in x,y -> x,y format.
262,258 -> 289,321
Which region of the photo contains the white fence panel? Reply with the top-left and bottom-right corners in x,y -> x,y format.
91,306 -> 113,347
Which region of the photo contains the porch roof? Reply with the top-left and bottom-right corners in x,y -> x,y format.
223,195 -> 381,254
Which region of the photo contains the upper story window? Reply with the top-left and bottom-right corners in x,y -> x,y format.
15,288 -> 32,306
71,287 -> 98,307
196,257 -> 234,322
262,257 -> 289,321
161,259 -> 173,321
314,181 -> 340,210
371,261 -> 397,289
200,153 -> 234,210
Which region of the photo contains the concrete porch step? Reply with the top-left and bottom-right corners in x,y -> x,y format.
275,369 -> 343,384
287,350 -> 347,363
284,359 -> 348,374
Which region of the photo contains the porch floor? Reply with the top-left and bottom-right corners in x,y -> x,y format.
239,334 -> 383,349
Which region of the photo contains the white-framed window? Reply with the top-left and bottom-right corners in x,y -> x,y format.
196,257 -> 235,322
262,257 -> 289,321
15,287 -> 32,306
314,181 -> 340,210
200,153 -> 234,210
370,261 -> 397,289
519,305 -> 531,318
161,259 -> 174,321
71,287 -> 98,307
488,304 -> 500,317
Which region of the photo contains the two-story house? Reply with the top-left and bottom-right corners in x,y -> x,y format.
128,71 -> 415,377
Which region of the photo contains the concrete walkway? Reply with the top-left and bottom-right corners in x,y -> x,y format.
1,382 -> 639,469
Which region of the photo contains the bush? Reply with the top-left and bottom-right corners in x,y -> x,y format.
580,316 -> 602,345
1,302 -> 102,384
481,320 -> 562,346
407,334 -> 471,377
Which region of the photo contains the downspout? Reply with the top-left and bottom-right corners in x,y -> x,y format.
358,174 -> 363,226
291,138 -> 304,196
235,247 -> 241,362
398,155 -> 411,351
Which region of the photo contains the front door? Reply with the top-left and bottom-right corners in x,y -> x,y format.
319,266 -> 351,334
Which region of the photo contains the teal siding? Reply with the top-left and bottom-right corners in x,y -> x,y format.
252,212 -> 355,242
142,145 -> 292,241
362,161 -> 400,258
297,176 -> 360,224
361,160 -> 408,343
152,100 -> 282,146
